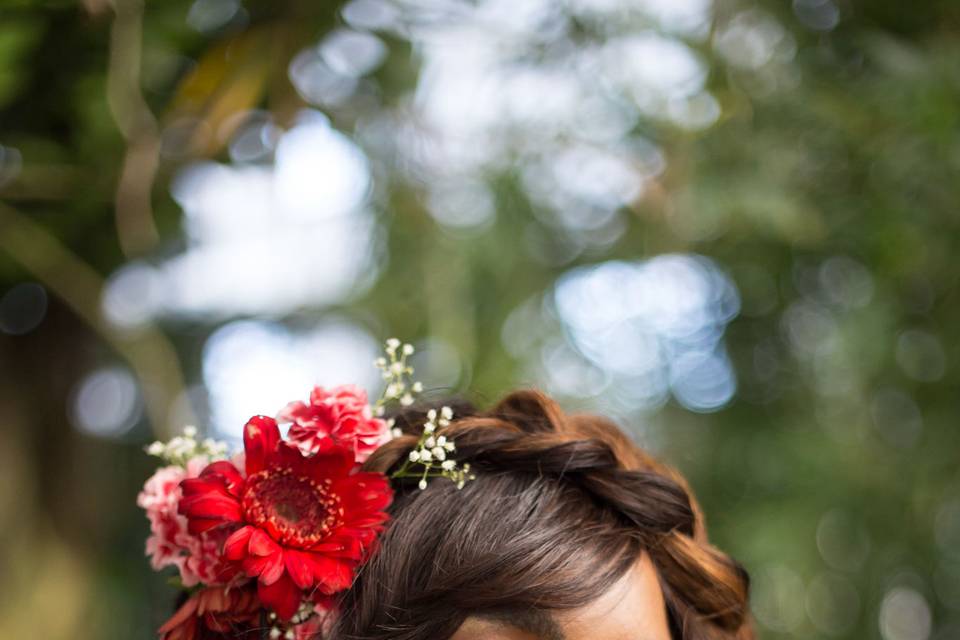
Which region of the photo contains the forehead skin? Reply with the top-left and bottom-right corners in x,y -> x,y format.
450,552 -> 672,640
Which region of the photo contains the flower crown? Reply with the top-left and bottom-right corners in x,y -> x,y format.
138,338 -> 474,640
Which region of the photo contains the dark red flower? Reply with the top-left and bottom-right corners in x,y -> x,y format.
158,584 -> 260,640
178,416 -> 393,619
279,385 -> 390,462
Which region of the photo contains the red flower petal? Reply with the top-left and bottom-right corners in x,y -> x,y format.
157,592 -> 200,634
311,555 -> 356,594
182,517 -> 224,536
335,473 -> 394,514
224,525 -> 254,561
317,533 -> 366,560
248,527 -> 281,557
258,572 -> 301,620
244,415 -> 280,475
283,549 -> 315,590
199,460 -> 245,495
178,490 -> 243,522
178,475 -> 243,531
272,440 -> 316,470
243,550 -> 284,584
159,585 -> 260,640
179,476 -> 231,499
277,400 -> 309,423
301,438 -> 355,480
260,551 -> 286,585
308,385 -> 333,406
289,550 -> 354,592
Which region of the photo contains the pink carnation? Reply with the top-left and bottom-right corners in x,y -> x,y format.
278,384 -> 390,463
137,457 -> 237,587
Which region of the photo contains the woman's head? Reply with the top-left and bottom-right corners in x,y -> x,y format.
330,390 -> 752,640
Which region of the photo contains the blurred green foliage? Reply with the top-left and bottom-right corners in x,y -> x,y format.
1,0 -> 960,639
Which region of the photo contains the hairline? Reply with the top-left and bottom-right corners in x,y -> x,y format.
474,609 -> 566,640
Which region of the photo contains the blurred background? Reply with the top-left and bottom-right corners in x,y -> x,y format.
1,0 -> 959,638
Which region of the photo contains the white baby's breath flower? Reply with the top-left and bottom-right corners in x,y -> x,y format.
146,426 -> 228,466
375,340 -> 474,491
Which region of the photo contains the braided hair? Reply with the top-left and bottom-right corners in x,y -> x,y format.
329,390 -> 753,640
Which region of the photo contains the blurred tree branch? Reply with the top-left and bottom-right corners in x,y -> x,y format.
0,164 -> 94,201
106,0 -> 161,257
0,202 -> 191,437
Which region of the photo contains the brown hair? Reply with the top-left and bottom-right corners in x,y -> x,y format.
329,390 -> 753,640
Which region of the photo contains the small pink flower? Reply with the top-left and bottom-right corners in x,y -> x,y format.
278,385 -> 390,463
293,616 -> 327,640
137,456 -> 237,587
294,596 -> 338,639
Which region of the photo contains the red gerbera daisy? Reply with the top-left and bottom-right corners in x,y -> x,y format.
178,416 -> 393,619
